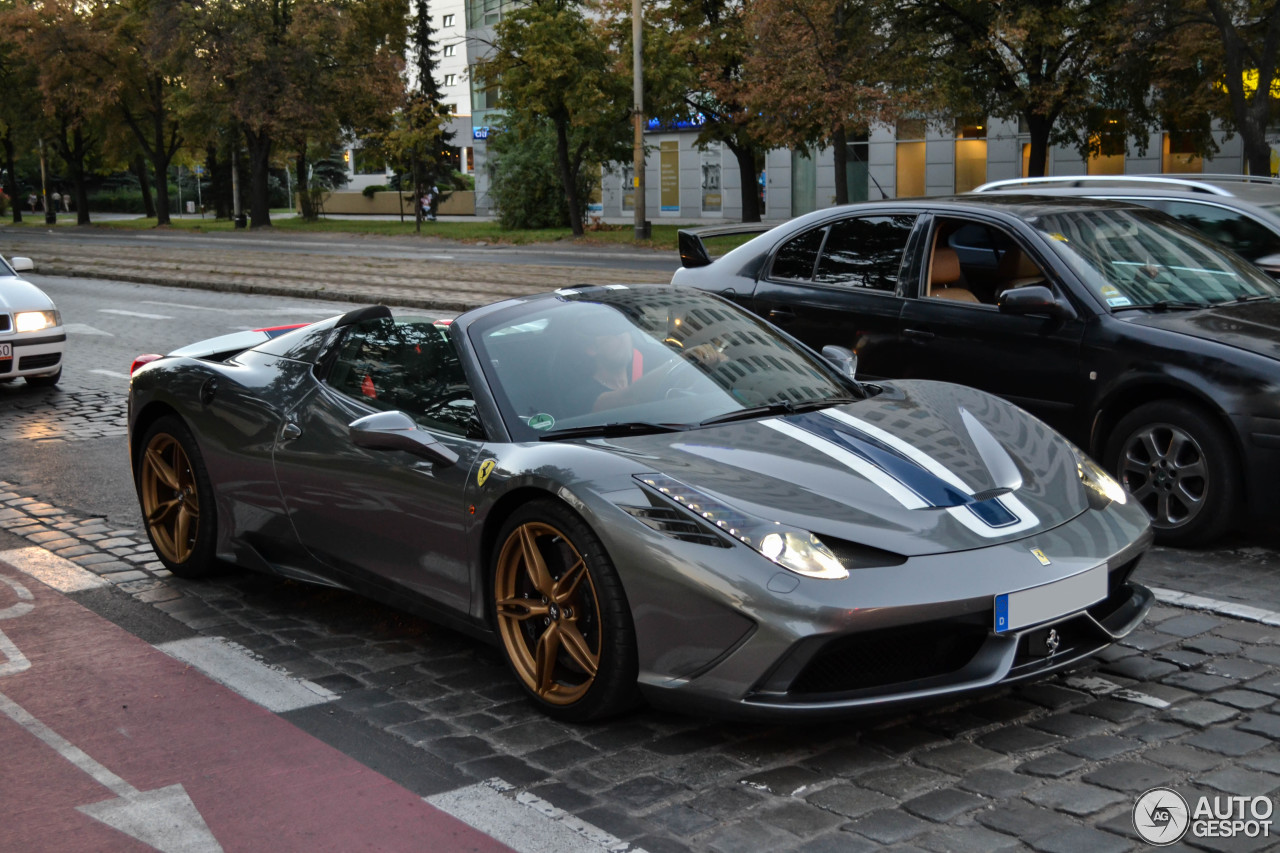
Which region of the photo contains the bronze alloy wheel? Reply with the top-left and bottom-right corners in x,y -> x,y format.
494,521 -> 603,706
140,432 -> 201,565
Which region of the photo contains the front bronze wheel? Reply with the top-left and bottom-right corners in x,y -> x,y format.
492,500 -> 637,721
136,416 -> 218,577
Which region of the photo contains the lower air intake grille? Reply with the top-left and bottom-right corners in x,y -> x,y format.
789,623 -> 987,695
18,353 -> 61,370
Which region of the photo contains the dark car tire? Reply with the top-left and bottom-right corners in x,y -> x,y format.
491,499 -> 639,722
1104,400 -> 1238,547
135,415 -> 219,578
25,368 -> 61,387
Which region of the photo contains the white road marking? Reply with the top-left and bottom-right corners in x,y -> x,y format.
0,567 -> 223,852
427,778 -> 648,853
90,369 -> 131,380
157,637 -> 336,713
98,309 -> 174,320
1,547 -> 108,592
63,323 -> 115,337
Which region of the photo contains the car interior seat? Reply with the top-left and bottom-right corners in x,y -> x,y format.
928,246 -> 980,302
995,248 -> 1047,298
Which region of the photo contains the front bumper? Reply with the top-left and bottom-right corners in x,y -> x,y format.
627,504 -> 1153,721
0,331 -> 65,379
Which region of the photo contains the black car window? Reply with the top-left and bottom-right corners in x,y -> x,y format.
1159,201 -> 1280,262
814,215 -> 917,291
770,226 -> 827,281
327,317 -> 482,439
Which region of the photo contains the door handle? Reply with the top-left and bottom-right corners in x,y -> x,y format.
281,422 -> 302,440
902,328 -> 935,343
767,307 -> 796,323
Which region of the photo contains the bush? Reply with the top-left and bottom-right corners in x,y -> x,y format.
487,122 -> 593,230
362,184 -> 388,198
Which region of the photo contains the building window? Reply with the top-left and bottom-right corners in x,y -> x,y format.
896,119 -> 926,198
1163,132 -> 1203,174
444,74 -> 457,86
445,104 -> 457,115
954,118 -> 987,193
1088,115 -> 1125,175
442,13 -> 455,26
701,141 -> 722,215
443,44 -> 457,57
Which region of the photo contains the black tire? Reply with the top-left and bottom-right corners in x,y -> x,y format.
491,498 -> 639,722
134,415 -> 220,577
1104,400 -> 1238,547
25,368 -> 61,387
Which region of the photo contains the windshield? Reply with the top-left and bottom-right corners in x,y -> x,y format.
1028,207 -> 1280,309
469,287 -> 857,441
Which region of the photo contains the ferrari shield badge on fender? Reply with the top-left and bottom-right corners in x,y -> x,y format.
1031,548 -> 1051,566
477,459 -> 496,487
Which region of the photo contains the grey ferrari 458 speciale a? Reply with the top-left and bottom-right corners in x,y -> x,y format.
128,284 -> 1153,721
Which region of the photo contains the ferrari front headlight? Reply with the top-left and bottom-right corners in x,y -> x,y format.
14,310 -> 59,333
635,473 -> 850,580
1075,447 -> 1127,506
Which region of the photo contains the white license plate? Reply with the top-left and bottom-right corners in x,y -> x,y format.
0,343 -> 10,359
995,564 -> 1107,633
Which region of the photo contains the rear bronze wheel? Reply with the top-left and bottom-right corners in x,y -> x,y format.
136,416 -> 218,577
492,500 -> 637,721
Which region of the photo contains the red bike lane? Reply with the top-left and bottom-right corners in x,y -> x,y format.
0,558 -> 512,853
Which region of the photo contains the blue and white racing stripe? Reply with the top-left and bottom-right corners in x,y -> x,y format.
762,410 -> 1040,538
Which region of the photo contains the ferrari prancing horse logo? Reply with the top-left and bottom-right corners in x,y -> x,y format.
477,459 -> 496,487
1031,548 -> 1051,566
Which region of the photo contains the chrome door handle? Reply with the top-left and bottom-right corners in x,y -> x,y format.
281,422 -> 302,440
902,328 -> 935,342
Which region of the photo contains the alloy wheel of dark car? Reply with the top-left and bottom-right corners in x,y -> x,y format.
1106,401 -> 1237,546
136,416 -> 219,577
492,500 -> 638,722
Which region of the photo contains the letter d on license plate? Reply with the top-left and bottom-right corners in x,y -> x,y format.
995,564 -> 1106,633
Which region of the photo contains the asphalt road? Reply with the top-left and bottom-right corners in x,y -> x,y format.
3,272 -> 1280,852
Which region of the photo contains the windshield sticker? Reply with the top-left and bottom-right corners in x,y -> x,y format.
477,459 -> 496,486
528,413 -> 556,431
1100,284 -> 1122,299
1048,232 -> 1069,242
1106,296 -> 1133,307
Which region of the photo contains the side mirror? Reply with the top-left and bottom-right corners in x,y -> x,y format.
998,285 -> 1072,320
821,345 -> 858,380
349,410 -> 459,465
9,257 -> 34,273
1254,253 -> 1280,279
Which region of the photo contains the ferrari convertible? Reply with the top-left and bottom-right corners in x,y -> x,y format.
128,285 -> 1153,721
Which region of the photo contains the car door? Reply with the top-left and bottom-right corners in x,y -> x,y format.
749,212 -> 919,379
896,216 -> 1089,427
272,316 -> 485,614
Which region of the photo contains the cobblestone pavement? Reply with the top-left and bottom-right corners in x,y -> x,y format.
3,388 -> 1280,852
0,236 -> 672,312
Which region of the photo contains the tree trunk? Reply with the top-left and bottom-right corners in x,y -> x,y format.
3,128 -> 20,223
296,151 -> 315,220
727,139 -> 760,223
553,116 -> 583,236
833,125 -> 849,206
243,125 -> 273,228
1026,113 -> 1052,178
206,145 -> 230,220
1243,97 -> 1273,176
53,122 -> 92,226
1205,0 -> 1279,175
134,155 -> 156,219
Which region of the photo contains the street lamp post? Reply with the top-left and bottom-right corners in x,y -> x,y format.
632,0 -> 647,241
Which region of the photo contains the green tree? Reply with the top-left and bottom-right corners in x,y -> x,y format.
188,0 -> 406,227
743,0 -> 904,204
479,0 -> 630,236
895,0 -> 1131,178
487,118 -> 595,228
0,0 -> 41,223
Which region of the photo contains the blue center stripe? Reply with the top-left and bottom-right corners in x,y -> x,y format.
787,412 -> 1019,527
